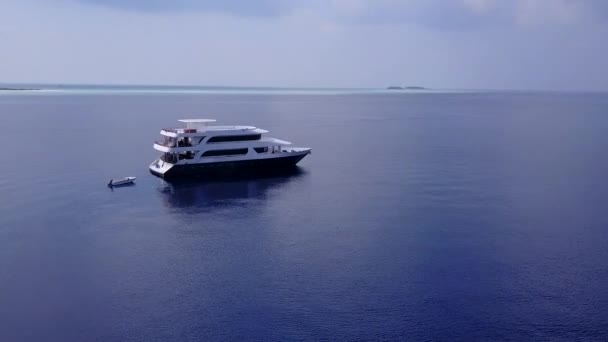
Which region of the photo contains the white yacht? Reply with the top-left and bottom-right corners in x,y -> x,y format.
149,119 -> 311,179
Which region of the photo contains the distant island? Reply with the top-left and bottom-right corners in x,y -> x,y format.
387,86 -> 426,90
0,87 -> 39,91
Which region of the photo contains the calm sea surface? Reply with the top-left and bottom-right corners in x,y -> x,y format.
1,91 -> 608,341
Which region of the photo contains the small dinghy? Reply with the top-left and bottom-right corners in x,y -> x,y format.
108,177 -> 136,187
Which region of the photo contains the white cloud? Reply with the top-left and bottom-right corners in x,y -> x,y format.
329,0 -> 370,16
514,0 -> 585,27
319,0 -> 602,29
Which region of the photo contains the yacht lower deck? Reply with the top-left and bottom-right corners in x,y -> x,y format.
149,149 -> 310,179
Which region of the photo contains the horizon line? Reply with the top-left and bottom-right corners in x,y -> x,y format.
1,81 -> 607,93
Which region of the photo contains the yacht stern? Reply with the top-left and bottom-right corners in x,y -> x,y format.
149,158 -> 174,178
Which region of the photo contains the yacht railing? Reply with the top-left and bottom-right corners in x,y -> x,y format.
160,152 -> 196,163
155,140 -> 192,147
155,140 -> 175,147
162,128 -> 197,134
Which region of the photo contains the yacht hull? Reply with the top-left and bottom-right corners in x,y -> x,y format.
150,152 -> 309,179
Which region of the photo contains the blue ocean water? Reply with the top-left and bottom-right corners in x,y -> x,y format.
1,91 -> 608,341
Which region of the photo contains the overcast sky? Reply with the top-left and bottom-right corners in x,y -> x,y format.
1,0 -> 607,90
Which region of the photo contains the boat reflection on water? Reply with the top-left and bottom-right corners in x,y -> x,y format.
157,168 -> 307,210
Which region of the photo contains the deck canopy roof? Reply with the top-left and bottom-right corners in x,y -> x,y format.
178,119 -> 216,124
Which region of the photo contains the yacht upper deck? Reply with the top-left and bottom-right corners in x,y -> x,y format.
161,119 -> 268,137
